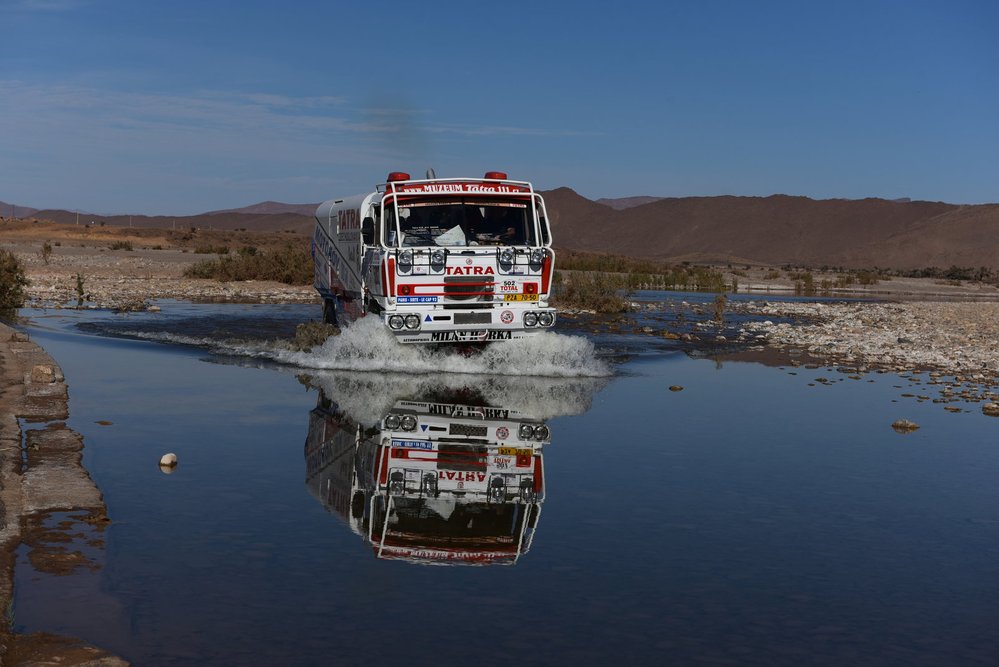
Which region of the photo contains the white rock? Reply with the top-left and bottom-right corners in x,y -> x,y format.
159,452 -> 178,467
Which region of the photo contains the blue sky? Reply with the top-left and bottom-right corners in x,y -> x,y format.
1,0 -> 997,215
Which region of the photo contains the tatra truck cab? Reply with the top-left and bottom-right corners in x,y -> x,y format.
313,171 -> 556,343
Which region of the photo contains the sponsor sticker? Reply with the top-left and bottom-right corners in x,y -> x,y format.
496,426 -> 510,440
397,296 -> 438,303
392,439 -> 433,450
430,330 -> 512,342
498,447 -> 532,456
500,310 -> 514,324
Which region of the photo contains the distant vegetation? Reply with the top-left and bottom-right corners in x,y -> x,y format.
551,249 -> 732,312
0,248 -> 28,318
892,265 -> 998,284
781,264 -> 999,291
551,271 -> 630,313
184,243 -> 312,284
194,244 -> 231,255
108,240 -> 133,251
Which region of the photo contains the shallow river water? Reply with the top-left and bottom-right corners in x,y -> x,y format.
14,300 -> 999,666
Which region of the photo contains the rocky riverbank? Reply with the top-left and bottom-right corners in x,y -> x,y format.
736,300 -> 999,383
726,300 -> 999,418
0,324 -> 127,665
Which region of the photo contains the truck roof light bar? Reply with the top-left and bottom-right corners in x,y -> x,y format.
378,176 -> 535,195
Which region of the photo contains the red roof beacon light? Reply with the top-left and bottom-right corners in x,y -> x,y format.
484,171 -> 508,180
387,172 -> 411,182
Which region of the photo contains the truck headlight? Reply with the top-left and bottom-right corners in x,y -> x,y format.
489,477 -> 506,503
500,248 -> 515,264
385,414 -> 401,430
518,423 -> 549,440
530,248 -> 546,265
524,312 -> 538,327
538,311 -> 554,327
400,415 -> 417,431
422,473 -> 438,495
388,315 -> 404,330
431,249 -> 446,266
398,249 -> 413,267
404,314 -> 420,329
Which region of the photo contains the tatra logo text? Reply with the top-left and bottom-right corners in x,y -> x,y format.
337,209 -> 359,230
446,266 -> 494,275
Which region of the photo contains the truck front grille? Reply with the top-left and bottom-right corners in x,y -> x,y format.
443,276 -> 493,301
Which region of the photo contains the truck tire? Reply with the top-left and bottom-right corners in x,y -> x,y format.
322,299 -> 338,326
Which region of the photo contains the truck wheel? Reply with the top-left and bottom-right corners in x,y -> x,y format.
322,299 -> 338,326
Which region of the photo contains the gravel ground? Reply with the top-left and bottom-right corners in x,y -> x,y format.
737,300 -> 999,382
18,244 -> 316,309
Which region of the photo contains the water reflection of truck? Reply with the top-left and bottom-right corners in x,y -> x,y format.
312,171 -> 556,343
305,391 -> 548,565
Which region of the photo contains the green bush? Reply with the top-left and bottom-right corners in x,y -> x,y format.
856,270 -> 879,286
184,243 -> 313,285
0,248 -> 29,317
551,271 -> 629,313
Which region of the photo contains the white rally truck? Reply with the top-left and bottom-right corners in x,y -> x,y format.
313,171 -> 556,343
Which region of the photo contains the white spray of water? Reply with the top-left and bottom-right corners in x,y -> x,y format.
307,371 -> 608,426
106,315 -> 611,378
271,317 -> 611,378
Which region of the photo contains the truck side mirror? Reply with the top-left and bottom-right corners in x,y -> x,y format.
361,217 -> 375,244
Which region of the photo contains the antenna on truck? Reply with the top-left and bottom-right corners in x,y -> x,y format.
425,168 -> 437,179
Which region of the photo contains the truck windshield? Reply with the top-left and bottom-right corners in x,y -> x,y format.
376,498 -> 528,544
388,200 -> 535,247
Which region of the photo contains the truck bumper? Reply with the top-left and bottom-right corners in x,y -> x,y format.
385,308 -> 557,344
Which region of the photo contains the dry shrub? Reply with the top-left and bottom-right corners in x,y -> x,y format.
552,271 -> 629,313
0,248 -> 29,318
184,243 -> 312,285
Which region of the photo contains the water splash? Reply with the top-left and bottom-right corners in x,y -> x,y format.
305,370 -> 609,425
271,317 -> 612,377
72,309 -> 612,379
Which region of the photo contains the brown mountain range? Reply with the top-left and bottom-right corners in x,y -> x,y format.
205,201 -> 319,216
6,191 -> 998,270
544,189 -> 999,270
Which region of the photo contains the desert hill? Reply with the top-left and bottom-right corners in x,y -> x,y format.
595,196 -> 665,210
542,189 -> 999,270
0,201 -> 40,218
206,201 -> 319,216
